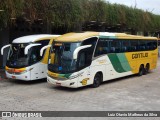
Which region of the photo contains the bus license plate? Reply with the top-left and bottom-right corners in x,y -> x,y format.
56,82 -> 61,86
12,76 -> 16,79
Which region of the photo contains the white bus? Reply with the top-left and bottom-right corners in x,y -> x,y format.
1,34 -> 60,81
47,32 -> 158,88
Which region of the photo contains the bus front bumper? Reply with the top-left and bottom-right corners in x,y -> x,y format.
47,76 -> 78,88
6,71 -> 31,81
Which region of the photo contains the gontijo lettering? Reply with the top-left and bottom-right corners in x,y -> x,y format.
132,53 -> 148,59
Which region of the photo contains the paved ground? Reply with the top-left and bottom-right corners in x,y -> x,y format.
0,59 -> 160,119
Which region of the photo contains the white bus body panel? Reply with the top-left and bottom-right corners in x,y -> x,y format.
30,62 -> 47,80
47,55 -> 133,88
6,70 -> 31,81
12,35 -> 60,43
47,71 -> 80,88
4,34 -> 60,81
91,55 -> 133,81
6,62 -> 48,81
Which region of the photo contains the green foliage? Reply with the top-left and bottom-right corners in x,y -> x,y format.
0,0 -> 160,32
81,0 -> 106,22
0,0 -> 24,27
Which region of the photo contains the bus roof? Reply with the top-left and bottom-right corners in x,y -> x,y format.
55,32 -> 99,42
114,33 -> 157,40
12,34 -> 60,43
54,32 -> 157,42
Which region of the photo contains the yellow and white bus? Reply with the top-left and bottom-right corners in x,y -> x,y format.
47,32 -> 158,88
1,34 -> 60,81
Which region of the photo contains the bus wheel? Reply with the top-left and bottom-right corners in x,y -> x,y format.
145,63 -> 150,74
138,65 -> 144,76
92,73 -> 101,88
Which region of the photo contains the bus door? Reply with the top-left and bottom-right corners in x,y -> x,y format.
77,37 -> 98,86
76,47 -> 93,87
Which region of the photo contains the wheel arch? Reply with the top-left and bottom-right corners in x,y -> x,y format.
95,71 -> 103,82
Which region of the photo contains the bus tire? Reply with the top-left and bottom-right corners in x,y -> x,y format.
138,65 -> 144,76
92,73 -> 102,88
145,63 -> 150,74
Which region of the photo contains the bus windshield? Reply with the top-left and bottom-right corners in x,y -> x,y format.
7,43 -> 30,68
6,43 -> 44,68
48,42 -> 81,74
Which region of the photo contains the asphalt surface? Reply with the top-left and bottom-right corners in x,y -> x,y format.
0,59 -> 160,120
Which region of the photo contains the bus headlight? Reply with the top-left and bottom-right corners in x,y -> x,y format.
69,72 -> 84,79
13,69 -> 28,75
5,67 -> 28,75
69,75 -> 79,79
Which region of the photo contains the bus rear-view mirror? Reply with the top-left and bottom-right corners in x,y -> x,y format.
73,45 -> 92,60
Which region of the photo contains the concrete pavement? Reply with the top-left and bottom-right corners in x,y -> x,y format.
0,59 -> 160,119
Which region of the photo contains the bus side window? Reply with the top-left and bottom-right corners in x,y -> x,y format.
29,46 -> 41,64
110,47 -> 115,53
94,38 -> 109,56
130,41 -> 137,52
78,52 -> 86,68
82,37 -> 97,58
39,40 -> 50,56
139,40 -> 147,51
153,40 -> 157,49
146,41 -> 150,50
78,49 -> 93,69
121,46 -> 127,52
30,40 -> 50,64
110,40 -> 121,53
121,40 -> 130,52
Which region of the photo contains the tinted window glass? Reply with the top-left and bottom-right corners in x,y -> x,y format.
94,38 -> 157,56
78,52 -> 86,68
121,40 -> 130,52
82,37 -> 98,59
82,37 -> 97,57
138,40 -> 146,51
130,40 -> 138,52
30,40 -> 50,64
94,38 -> 109,57
110,40 -> 121,53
